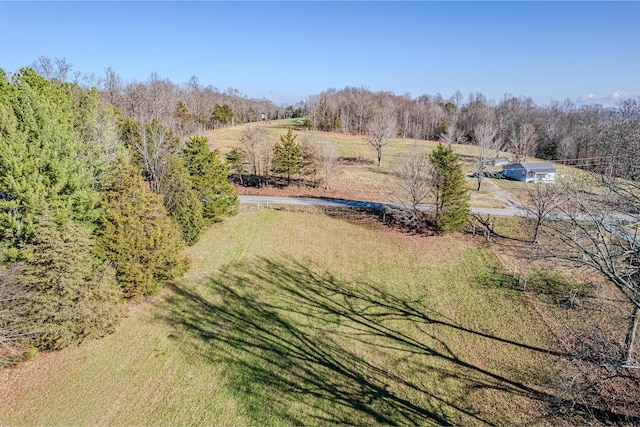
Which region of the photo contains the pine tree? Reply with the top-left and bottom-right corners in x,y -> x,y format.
429,143 -> 470,233
213,104 -> 234,127
173,101 -> 195,137
161,157 -> 206,245
95,159 -> 188,298
0,68 -> 98,255
225,146 -> 246,186
17,208 -> 121,351
184,136 -> 238,223
271,128 -> 302,183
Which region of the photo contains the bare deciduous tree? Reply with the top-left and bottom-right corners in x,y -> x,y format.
440,123 -> 466,146
320,142 -> 339,190
459,92 -> 494,137
240,126 -> 273,187
102,67 -> 123,106
53,57 -> 73,83
522,182 -> 563,244
124,120 -> 181,193
30,56 -> 73,82
352,86 -> 373,135
299,132 -> 340,189
367,103 -> 396,167
299,134 -> 320,187
387,147 -> 433,230
509,123 -> 537,162
0,265 -> 34,366
556,134 -> 574,162
474,121 -> 499,172
452,89 -> 464,109
540,179 -> 640,365
30,55 -> 54,80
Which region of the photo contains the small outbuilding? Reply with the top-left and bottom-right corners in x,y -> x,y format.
502,162 -> 557,183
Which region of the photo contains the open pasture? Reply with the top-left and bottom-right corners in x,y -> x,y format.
205,120 -> 524,208
0,209 -> 560,425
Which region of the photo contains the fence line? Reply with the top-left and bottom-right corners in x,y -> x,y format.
239,200 -> 272,214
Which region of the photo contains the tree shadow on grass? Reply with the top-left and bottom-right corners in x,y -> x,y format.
158,257 -> 636,425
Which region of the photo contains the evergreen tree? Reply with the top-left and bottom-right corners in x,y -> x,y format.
213,104 -> 234,127
226,146 -> 246,185
161,157 -> 206,245
183,136 -> 238,223
429,143 -> 470,233
17,208 -> 121,351
173,101 -> 195,137
271,128 -> 302,183
0,68 -> 98,255
95,158 -> 188,298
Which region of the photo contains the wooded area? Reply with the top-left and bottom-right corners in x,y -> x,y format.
306,86 -> 640,180
26,57 -> 640,182
0,65 -> 238,363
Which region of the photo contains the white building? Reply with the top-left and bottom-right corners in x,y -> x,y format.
502,162 -> 557,183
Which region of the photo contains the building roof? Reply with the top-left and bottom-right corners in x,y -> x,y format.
503,162 -> 557,173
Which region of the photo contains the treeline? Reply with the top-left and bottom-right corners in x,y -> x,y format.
305,86 -> 640,178
0,68 -> 237,364
25,57 -> 640,180
27,56 -> 303,139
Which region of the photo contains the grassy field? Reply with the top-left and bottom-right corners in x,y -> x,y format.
203,119 -> 519,208
4,122 -> 624,425
0,208 -> 562,425
214,119 -> 605,210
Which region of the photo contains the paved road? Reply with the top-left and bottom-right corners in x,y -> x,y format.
239,195 -> 640,246
238,196 -> 527,217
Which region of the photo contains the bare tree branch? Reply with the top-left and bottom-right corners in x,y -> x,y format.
387,147 -> 433,231
473,121 -> 499,172
0,264 -> 37,366
539,179 -> 640,364
367,103 -> 396,167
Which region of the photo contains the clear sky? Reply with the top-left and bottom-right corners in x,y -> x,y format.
1,1 -> 639,107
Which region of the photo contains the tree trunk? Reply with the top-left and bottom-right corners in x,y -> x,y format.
532,218 -> 542,244
623,304 -> 639,365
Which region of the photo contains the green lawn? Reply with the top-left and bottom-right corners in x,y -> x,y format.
0,209 -> 559,425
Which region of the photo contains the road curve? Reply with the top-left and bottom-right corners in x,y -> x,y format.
238,195 -> 527,217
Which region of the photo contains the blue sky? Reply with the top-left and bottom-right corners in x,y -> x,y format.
1,1 -> 639,106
